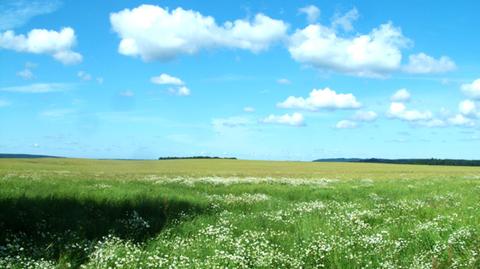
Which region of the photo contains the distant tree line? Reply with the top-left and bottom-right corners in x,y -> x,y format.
313,158 -> 480,167
158,156 -> 237,160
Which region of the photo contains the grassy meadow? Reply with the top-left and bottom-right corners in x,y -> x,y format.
0,158 -> 479,268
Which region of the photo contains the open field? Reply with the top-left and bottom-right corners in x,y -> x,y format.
1,158 -> 480,268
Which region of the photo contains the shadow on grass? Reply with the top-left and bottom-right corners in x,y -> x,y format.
0,195 -> 206,265
0,195 -> 205,240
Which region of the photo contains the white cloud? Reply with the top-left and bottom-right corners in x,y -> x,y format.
448,114 -> 475,127
387,102 -> 432,121
0,83 -> 70,93
96,77 -> 104,84
0,99 -> 10,107
110,5 -> 288,61
461,79 -> 480,99
459,100 -> 477,117
299,5 -> 320,23
177,86 -> 190,96
0,0 -> 61,30
387,93 -> 477,128
168,86 -> 190,96
53,50 -> 82,65
287,9 -> 456,77
288,22 -> 409,77
152,73 -> 190,96
277,78 -> 291,85
17,68 -> 34,80
77,71 -> 92,81
391,88 -> 411,102
260,112 -> 305,126
0,27 -> 82,64
335,120 -> 357,129
277,87 -> 361,111
243,106 -> 255,113
403,53 -> 456,74
352,110 -> 377,122
331,8 -> 359,32
151,73 -> 184,85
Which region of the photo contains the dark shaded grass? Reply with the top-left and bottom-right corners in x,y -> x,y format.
0,194 -> 207,267
0,196 -> 204,240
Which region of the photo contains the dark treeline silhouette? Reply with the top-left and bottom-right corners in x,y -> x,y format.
313,158 -> 480,166
158,156 -> 237,160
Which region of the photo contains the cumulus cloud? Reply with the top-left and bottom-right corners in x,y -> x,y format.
459,100 -> 477,117
260,112 -> 305,126
352,110 -> 378,122
299,5 -> 320,23
110,5 -> 288,61
331,8 -> 359,32
0,27 -> 82,64
0,83 -> 71,93
151,73 -> 184,85
277,87 -> 361,111
391,88 -> 411,102
243,106 -> 255,113
461,79 -> 480,99
335,120 -> 357,129
403,53 -> 456,74
448,114 -> 475,127
151,73 -> 190,96
387,91 -> 477,128
288,22 -> 409,77
387,102 -> 432,121
288,8 -> 455,77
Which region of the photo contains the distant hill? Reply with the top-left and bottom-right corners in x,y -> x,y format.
158,156 -> 237,160
0,153 -> 62,159
313,158 -> 480,167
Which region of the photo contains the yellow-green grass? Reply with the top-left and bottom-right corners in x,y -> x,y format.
2,157 -> 480,179
1,158 -> 479,268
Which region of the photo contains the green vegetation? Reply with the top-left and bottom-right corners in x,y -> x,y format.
1,158 -> 480,268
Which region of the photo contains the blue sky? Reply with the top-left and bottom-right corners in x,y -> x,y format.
1,0 -> 480,160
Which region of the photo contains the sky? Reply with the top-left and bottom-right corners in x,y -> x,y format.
1,0 -> 480,160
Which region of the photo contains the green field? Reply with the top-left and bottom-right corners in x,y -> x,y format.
1,158 -> 479,268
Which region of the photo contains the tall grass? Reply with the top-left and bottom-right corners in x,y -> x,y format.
0,159 -> 479,268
